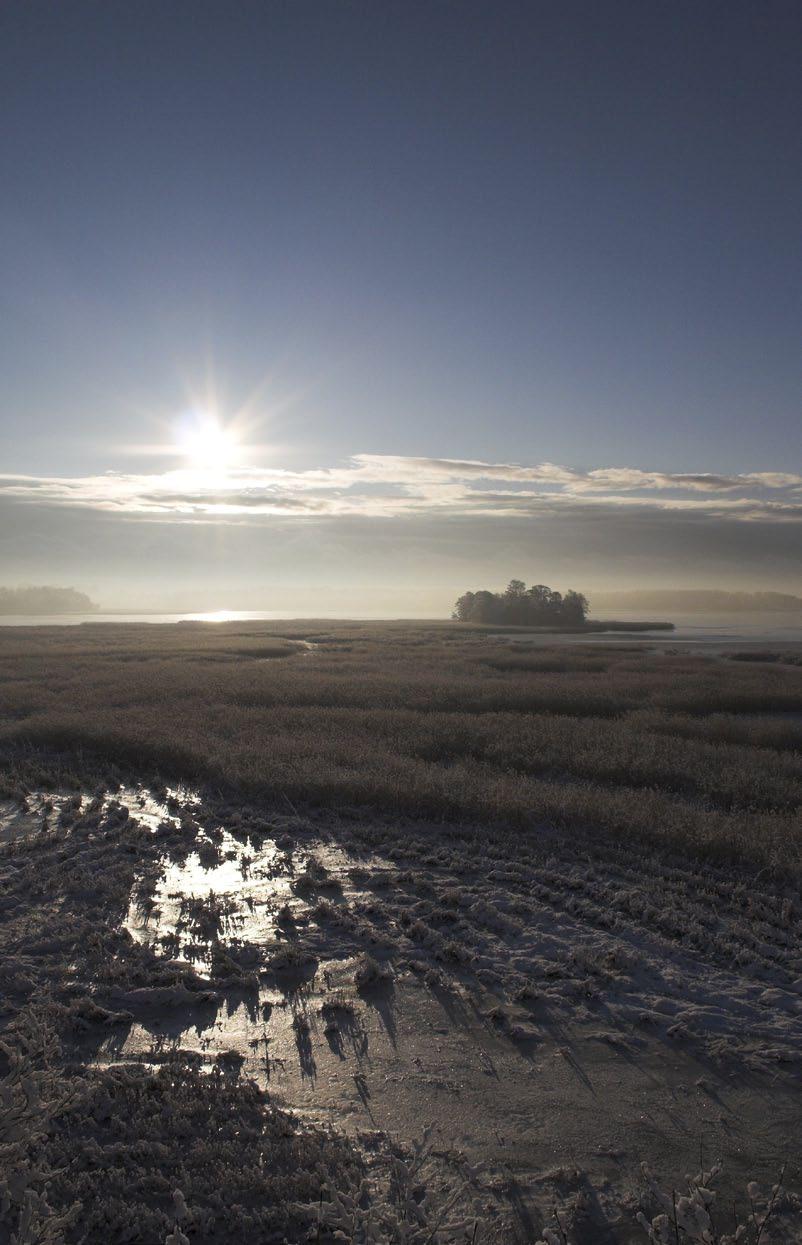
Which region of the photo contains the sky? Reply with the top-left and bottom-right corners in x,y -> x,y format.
1,1 -> 801,613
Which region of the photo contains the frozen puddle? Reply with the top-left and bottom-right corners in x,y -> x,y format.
7,781 -> 800,1234
0,782 -> 199,844
94,790 -> 802,1230
1,791 -> 79,843
101,785 -> 802,1072
111,802 -> 451,1140
124,825 -> 372,973
125,831 -> 292,960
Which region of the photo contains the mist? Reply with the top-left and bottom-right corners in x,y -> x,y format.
2,495 -> 801,617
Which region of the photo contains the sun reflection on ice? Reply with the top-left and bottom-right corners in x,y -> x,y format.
125,829 -> 293,961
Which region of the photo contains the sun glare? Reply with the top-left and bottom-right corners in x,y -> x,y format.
176,411 -> 241,470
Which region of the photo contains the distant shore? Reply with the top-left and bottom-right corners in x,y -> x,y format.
592,589 -> 802,614
474,618 -> 675,634
0,611 -> 675,634
586,618 -> 675,632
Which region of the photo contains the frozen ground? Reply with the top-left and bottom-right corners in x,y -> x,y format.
1,780 -> 801,1242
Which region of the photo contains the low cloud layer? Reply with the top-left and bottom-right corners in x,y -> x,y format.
3,453 -> 801,610
2,454 -> 802,523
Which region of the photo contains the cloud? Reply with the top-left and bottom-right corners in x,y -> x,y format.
2,455 -> 802,524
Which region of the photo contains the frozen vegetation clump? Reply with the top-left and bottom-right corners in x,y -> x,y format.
636,1162 -> 801,1244
3,1042 -> 365,1244
292,856 -> 334,895
293,1125 -> 482,1243
0,1019 -> 79,1245
354,952 -> 393,990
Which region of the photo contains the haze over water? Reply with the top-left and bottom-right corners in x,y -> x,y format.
4,611 -> 802,651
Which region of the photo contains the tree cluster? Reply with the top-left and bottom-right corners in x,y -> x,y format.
0,586 -> 98,615
452,580 -> 589,627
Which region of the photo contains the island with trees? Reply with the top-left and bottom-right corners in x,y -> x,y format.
453,580 -> 674,631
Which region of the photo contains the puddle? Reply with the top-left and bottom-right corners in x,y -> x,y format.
125,830 -> 292,963
0,783 -> 202,845
5,778 -> 802,1235
104,954 -> 371,1090
252,638 -> 318,662
0,791 -> 81,843
124,824 -> 375,967
118,783 -> 200,828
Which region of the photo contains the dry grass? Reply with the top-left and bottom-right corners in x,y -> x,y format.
2,620 -> 802,869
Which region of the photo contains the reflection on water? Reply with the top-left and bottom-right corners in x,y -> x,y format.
0,610 -> 412,626
3,608 -> 802,655
124,810 -> 380,975
0,611 -> 296,626
110,956 -> 368,1094
125,829 -> 295,961
110,792 -> 401,1095
0,779 -> 398,1097
0,782 -> 196,845
3,608 -> 800,648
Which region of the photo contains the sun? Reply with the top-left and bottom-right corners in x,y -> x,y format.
175,410 -> 241,470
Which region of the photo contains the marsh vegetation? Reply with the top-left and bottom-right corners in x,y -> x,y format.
1,621 -> 801,1242
1,620 -> 801,869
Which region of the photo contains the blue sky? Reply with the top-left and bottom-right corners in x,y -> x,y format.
1,1 -> 801,609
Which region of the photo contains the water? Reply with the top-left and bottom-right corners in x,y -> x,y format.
493,610 -> 802,650
0,611 -> 306,626
0,610 -> 422,626
595,609 -> 802,648
1,609 -> 802,649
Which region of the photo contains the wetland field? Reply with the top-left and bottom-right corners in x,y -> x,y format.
2,620 -> 802,1243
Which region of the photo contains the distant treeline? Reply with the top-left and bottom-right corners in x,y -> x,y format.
0,586 -> 98,615
453,580 -> 589,626
591,589 -> 802,614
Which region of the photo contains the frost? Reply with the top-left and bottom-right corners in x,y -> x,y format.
293,1126 -> 480,1243
637,1161 -> 800,1243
